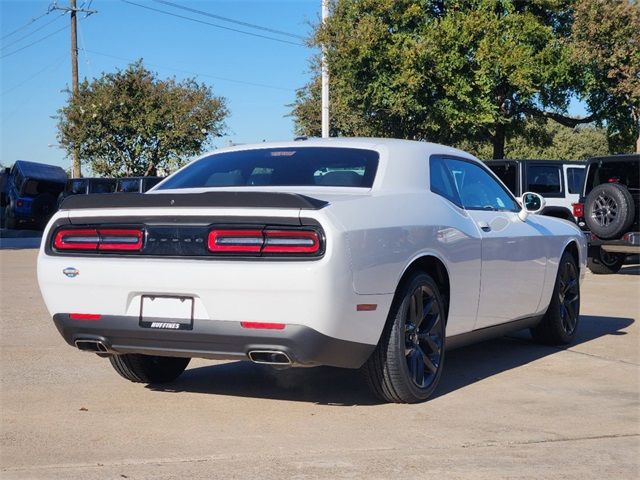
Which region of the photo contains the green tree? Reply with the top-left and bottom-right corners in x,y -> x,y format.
292,0 -> 601,158
57,61 -> 228,177
570,0 -> 640,153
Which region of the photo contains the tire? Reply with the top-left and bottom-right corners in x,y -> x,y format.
4,207 -> 16,229
531,251 -> 580,345
362,271 -> 446,403
584,183 -> 635,239
587,247 -> 624,274
109,354 -> 190,383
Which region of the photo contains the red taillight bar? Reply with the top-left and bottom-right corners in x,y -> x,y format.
207,228 -> 321,255
54,228 -> 144,252
69,313 -> 101,321
240,321 -> 286,330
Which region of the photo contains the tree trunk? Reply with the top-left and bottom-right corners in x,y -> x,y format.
492,123 -> 506,159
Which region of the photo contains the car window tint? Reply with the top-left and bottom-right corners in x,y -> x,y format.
91,180 -> 116,194
69,180 -> 87,194
429,157 -> 462,207
487,163 -> 517,194
527,165 -> 562,194
445,159 -> 519,211
586,161 -> 639,192
157,148 -> 379,190
566,167 -> 585,194
117,179 -> 141,192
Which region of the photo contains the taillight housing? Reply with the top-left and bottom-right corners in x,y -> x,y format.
572,202 -> 584,218
54,228 -> 143,252
207,228 -> 322,256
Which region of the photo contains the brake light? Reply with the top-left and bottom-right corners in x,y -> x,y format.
69,313 -> 101,321
54,228 -> 143,252
572,202 -> 584,218
207,228 -> 321,255
16,200 -> 23,207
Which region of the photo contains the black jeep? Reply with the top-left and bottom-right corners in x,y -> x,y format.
573,154 -> 640,274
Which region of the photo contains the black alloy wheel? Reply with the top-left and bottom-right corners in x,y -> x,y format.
557,259 -> 579,336
404,285 -> 444,389
531,251 -> 580,345
362,272 -> 446,403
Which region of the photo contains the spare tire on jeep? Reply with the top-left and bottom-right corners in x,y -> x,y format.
584,183 -> 635,240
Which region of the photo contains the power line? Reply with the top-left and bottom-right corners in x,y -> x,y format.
1,12 -> 66,52
152,0 -> 306,40
1,6 -> 53,40
0,24 -> 69,60
119,0 -> 306,47
81,48 -> 296,92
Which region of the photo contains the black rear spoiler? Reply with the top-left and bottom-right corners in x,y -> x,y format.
60,192 -> 329,210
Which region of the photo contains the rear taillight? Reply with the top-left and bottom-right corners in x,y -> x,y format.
207,228 -> 321,255
54,228 -> 143,252
572,202 -> 584,218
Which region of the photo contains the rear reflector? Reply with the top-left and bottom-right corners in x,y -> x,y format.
240,321 -> 286,330
572,202 -> 584,218
208,228 -> 321,255
54,228 -> 143,252
69,313 -> 102,321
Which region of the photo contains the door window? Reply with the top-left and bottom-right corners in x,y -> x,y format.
445,159 -> 519,211
527,165 -> 562,194
487,163 -> 518,195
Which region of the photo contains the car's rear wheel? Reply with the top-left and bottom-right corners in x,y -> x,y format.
531,251 -> 580,345
587,247 -> 624,274
109,354 -> 190,383
362,272 -> 445,403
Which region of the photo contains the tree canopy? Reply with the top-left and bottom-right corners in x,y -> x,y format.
57,61 -> 228,177
291,0 -> 639,157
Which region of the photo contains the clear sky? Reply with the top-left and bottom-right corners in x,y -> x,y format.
1,0 -> 319,170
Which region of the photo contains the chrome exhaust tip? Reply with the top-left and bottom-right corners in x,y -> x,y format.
75,339 -> 110,353
247,350 -> 292,365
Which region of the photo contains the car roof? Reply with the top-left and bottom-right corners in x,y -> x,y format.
14,160 -> 67,182
485,159 -> 584,164
585,154 -> 640,164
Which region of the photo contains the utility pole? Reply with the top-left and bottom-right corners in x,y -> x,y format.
321,0 -> 330,138
52,1 -> 96,177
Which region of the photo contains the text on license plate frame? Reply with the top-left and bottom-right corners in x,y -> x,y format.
139,295 -> 194,330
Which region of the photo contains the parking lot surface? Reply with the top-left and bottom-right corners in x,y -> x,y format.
1,249 -> 638,479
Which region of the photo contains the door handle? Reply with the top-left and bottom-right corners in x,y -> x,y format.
477,221 -> 491,232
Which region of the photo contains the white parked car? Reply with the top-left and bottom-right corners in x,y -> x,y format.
37,138 -> 587,403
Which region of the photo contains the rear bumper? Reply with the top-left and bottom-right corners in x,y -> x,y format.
586,231 -> 640,255
53,314 -> 376,369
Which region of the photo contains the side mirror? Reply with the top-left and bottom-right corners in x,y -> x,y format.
518,192 -> 545,221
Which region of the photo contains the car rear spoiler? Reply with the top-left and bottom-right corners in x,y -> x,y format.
59,191 -> 329,210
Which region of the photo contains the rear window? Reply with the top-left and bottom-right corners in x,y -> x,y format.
585,160 -> 639,194
117,179 -> 141,193
157,148 -> 379,190
527,165 -> 562,194
566,167 -> 585,194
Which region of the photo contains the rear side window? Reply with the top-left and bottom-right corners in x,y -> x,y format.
90,180 -> 116,194
67,180 -> 87,194
527,165 -> 562,194
157,147 -> 379,190
117,179 -> 141,192
566,167 -> 585,194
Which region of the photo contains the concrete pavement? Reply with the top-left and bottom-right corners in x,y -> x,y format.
1,249 -> 638,479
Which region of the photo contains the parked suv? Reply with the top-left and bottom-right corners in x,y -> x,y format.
3,161 -> 67,229
58,178 -> 117,207
486,159 -> 585,222
115,176 -> 164,193
573,154 -> 639,274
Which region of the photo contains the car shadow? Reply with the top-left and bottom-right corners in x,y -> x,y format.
146,314 -> 634,406
618,264 -> 639,275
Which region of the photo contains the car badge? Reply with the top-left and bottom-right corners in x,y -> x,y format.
63,267 -> 79,278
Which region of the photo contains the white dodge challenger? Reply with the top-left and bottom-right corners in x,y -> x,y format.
37,138 -> 586,403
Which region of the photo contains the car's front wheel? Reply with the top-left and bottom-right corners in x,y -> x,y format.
362,271 -> 446,403
531,251 -> 580,345
109,354 -> 190,383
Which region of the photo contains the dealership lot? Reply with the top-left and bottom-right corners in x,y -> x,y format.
1,249 -> 638,479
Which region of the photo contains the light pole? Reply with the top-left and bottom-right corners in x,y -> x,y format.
321,0 -> 330,138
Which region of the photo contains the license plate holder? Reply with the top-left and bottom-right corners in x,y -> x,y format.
139,295 -> 194,330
